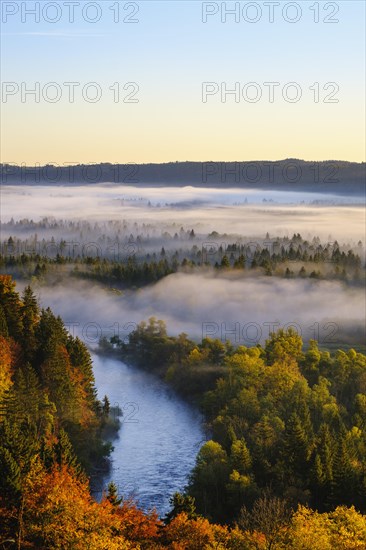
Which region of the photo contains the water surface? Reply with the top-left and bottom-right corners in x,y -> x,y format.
91,353 -> 205,516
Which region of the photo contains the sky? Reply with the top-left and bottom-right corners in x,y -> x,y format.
1,0 -> 365,164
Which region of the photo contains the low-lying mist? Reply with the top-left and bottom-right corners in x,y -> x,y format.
31,273 -> 365,349
6,184 -> 365,350
2,185 -> 365,243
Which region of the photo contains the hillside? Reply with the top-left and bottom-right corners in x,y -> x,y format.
1,160 -> 365,195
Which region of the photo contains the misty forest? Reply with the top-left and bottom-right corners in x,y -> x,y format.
1,182 -> 366,549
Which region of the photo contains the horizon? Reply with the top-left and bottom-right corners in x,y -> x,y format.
1,158 -> 365,167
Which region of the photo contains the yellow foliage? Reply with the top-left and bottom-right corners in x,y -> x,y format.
287,506 -> 333,549
164,512 -> 219,549
0,335 -> 13,403
187,348 -> 207,364
329,506 -> 366,549
286,505 -> 366,550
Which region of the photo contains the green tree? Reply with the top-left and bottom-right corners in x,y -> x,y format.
265,329 -> 303,365
53,428 -> 83,478
106,481 -> 123,506
164,492 -> 197,523
230,438 -> 252,474
0,275 -> 23,339
282,413 -> 312,484
188,441 -> 229,521
0,304 -> 9,337
21,286 -> 39,362
220,255 -> 230,269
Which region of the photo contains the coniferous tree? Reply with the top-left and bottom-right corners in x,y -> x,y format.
106,481 -> 123,506
21,286 -> 39,363
282,413 -> 311,484
230,438 -> 252,474
53,428 -> 83,478
0,304 -> 9,337
35,308 -> 68,368
0,275 -> 23,340
164,492 -> 197,523
0,444 -> 22,504
66,335 -> 97,405
331,429 -> 356,506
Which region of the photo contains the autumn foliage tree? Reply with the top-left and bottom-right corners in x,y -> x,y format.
1,278 -> 366,549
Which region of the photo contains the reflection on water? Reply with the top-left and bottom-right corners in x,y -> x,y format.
90,353 -> 205,516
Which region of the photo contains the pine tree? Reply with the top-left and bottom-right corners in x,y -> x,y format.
8,363 -> 56,445
0,304 -> 9,337
220,255 -> 230,269
164,492 -> 197,523
233,254 -> 245,269
0,445 -> 22,504
40,345 -> 77,424
102,395 -> 110,418
283,413 -> 311,484
53,428 -> 83,478
310,452 -> 327,509
318,424 -> 333,488
106,481 -> 123,506
0,275 -> 23,339
331,430 -> 356,506
21,286 -> 39,362
230,438 -> 252,474
66,336 -> 97,404
35,308 -> 68,367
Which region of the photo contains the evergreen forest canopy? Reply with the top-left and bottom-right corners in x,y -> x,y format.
1,275 -> 366,549
1,220 -> 364,286
2,218 -> 364,351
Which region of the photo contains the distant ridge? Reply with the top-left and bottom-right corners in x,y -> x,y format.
1,160 -> 365,195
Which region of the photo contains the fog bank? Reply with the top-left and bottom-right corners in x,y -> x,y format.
31,274 -> 365,348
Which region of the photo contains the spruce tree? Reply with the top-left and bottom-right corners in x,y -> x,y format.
164,492 -> 197,523
283,413 -> 310,484
0,304 -> 9,337
0,445 -> 22,504
53,428 -> 83,478
21,286 -> 39,362
106,481 -> 123,506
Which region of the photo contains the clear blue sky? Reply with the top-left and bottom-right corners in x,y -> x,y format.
1,1 -> 365,163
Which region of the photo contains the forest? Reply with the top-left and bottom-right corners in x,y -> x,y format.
1,160 -> 365,195
1,275 -> 365,549
1,219 -> 364,287
105,318 -> 366,518
1,200 -> 365,548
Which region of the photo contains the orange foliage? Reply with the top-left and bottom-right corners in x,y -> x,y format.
23,460 -> 133,549
112,499 -> 162,543
0,335 -> 13,401
163,514 -> 257,549
164,512 -> 221,549
21,458 -> 169,549
0,274 -> 18,295
4,455 -> 366,550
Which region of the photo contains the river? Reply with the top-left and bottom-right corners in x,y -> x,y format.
90,353 -> 206,517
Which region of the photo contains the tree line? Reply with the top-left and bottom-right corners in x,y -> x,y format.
1,231 -> 364,287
